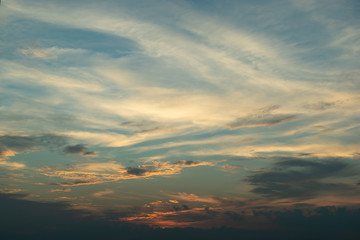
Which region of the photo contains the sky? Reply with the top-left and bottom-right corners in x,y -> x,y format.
1,0 -> 360,238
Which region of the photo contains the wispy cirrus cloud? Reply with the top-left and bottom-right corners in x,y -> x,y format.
19,46 -> 86,60
227,105 -> 298,129
50,188 -> 72,193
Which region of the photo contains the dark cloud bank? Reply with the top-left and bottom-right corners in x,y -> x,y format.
248,157 -> 359,199
1,193 -> 360,240
126,167 -> 148,176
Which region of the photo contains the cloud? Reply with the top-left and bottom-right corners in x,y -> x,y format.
126,167 -> 149,176
303,100 -> 340,111
133,135 -> 256,153
188,142 -> 358,159
1,0 -> 360,237
19,46 -> 86,60
63,144 -> 97,157
4,0 -> 349,133
2,0 -> 358,165
227,105 -> 298,129
167,192 -> 247,209
221,165 -> 248,173
0,188 -> 22,194
39,160 -> 216,186
0,161 -> 26,170
50,188 -> 72,193
2,193 -> 360,239
92,189 -> 114,198
227,114 -> 297,129
173,160 -> 215,167
0,134 -> 68,160
120,196 -> 268,229
0,134 -> 100,170
169,193 -> 221,204
0,134 -> 69,170
121,190 -> 360,230
120,120 -> 166,134
248,157 -> 359,199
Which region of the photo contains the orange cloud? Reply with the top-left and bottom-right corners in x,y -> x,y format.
170,192 -> 220,204
50,188 -> 72,192
221,164 -> 248,173
92,189 -> 114,197
38,160 -> 216,186
0,161 -> 26,170
0,188 -> 22,194
0,149 -> 17,160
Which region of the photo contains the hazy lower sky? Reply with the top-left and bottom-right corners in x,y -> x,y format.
1,0 -> 360,237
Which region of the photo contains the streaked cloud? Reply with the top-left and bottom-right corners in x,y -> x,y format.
0,188 -> 22,194
19,46 -> 86,60
168,193 -> 221,204
227,113 -> 297,129
303,100 -> 341,111
0,161 -> 26,170
227,105 -> 298,129
50,188 -> 72,193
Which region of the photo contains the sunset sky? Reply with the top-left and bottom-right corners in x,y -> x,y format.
1,0 -> 360,238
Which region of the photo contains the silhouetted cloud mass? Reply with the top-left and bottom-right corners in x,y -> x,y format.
126,167 -> 148,176
248,158 -> 358,199
2,193 -> 360,240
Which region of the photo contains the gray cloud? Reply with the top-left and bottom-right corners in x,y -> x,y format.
173,204 -> 189,211
221,164 -> 248,173
0,134 -> 98,160
126,167 -> 148,176
303,101 -> 340,111
63,144 -> 96,156
173,160 -> 196,165
227,105 -> 297,129
228,114 -> 297,129
248,157 -> 358,199
0,134 -> 68,158
60,180 -> 93,186
120,120 -> 164,134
